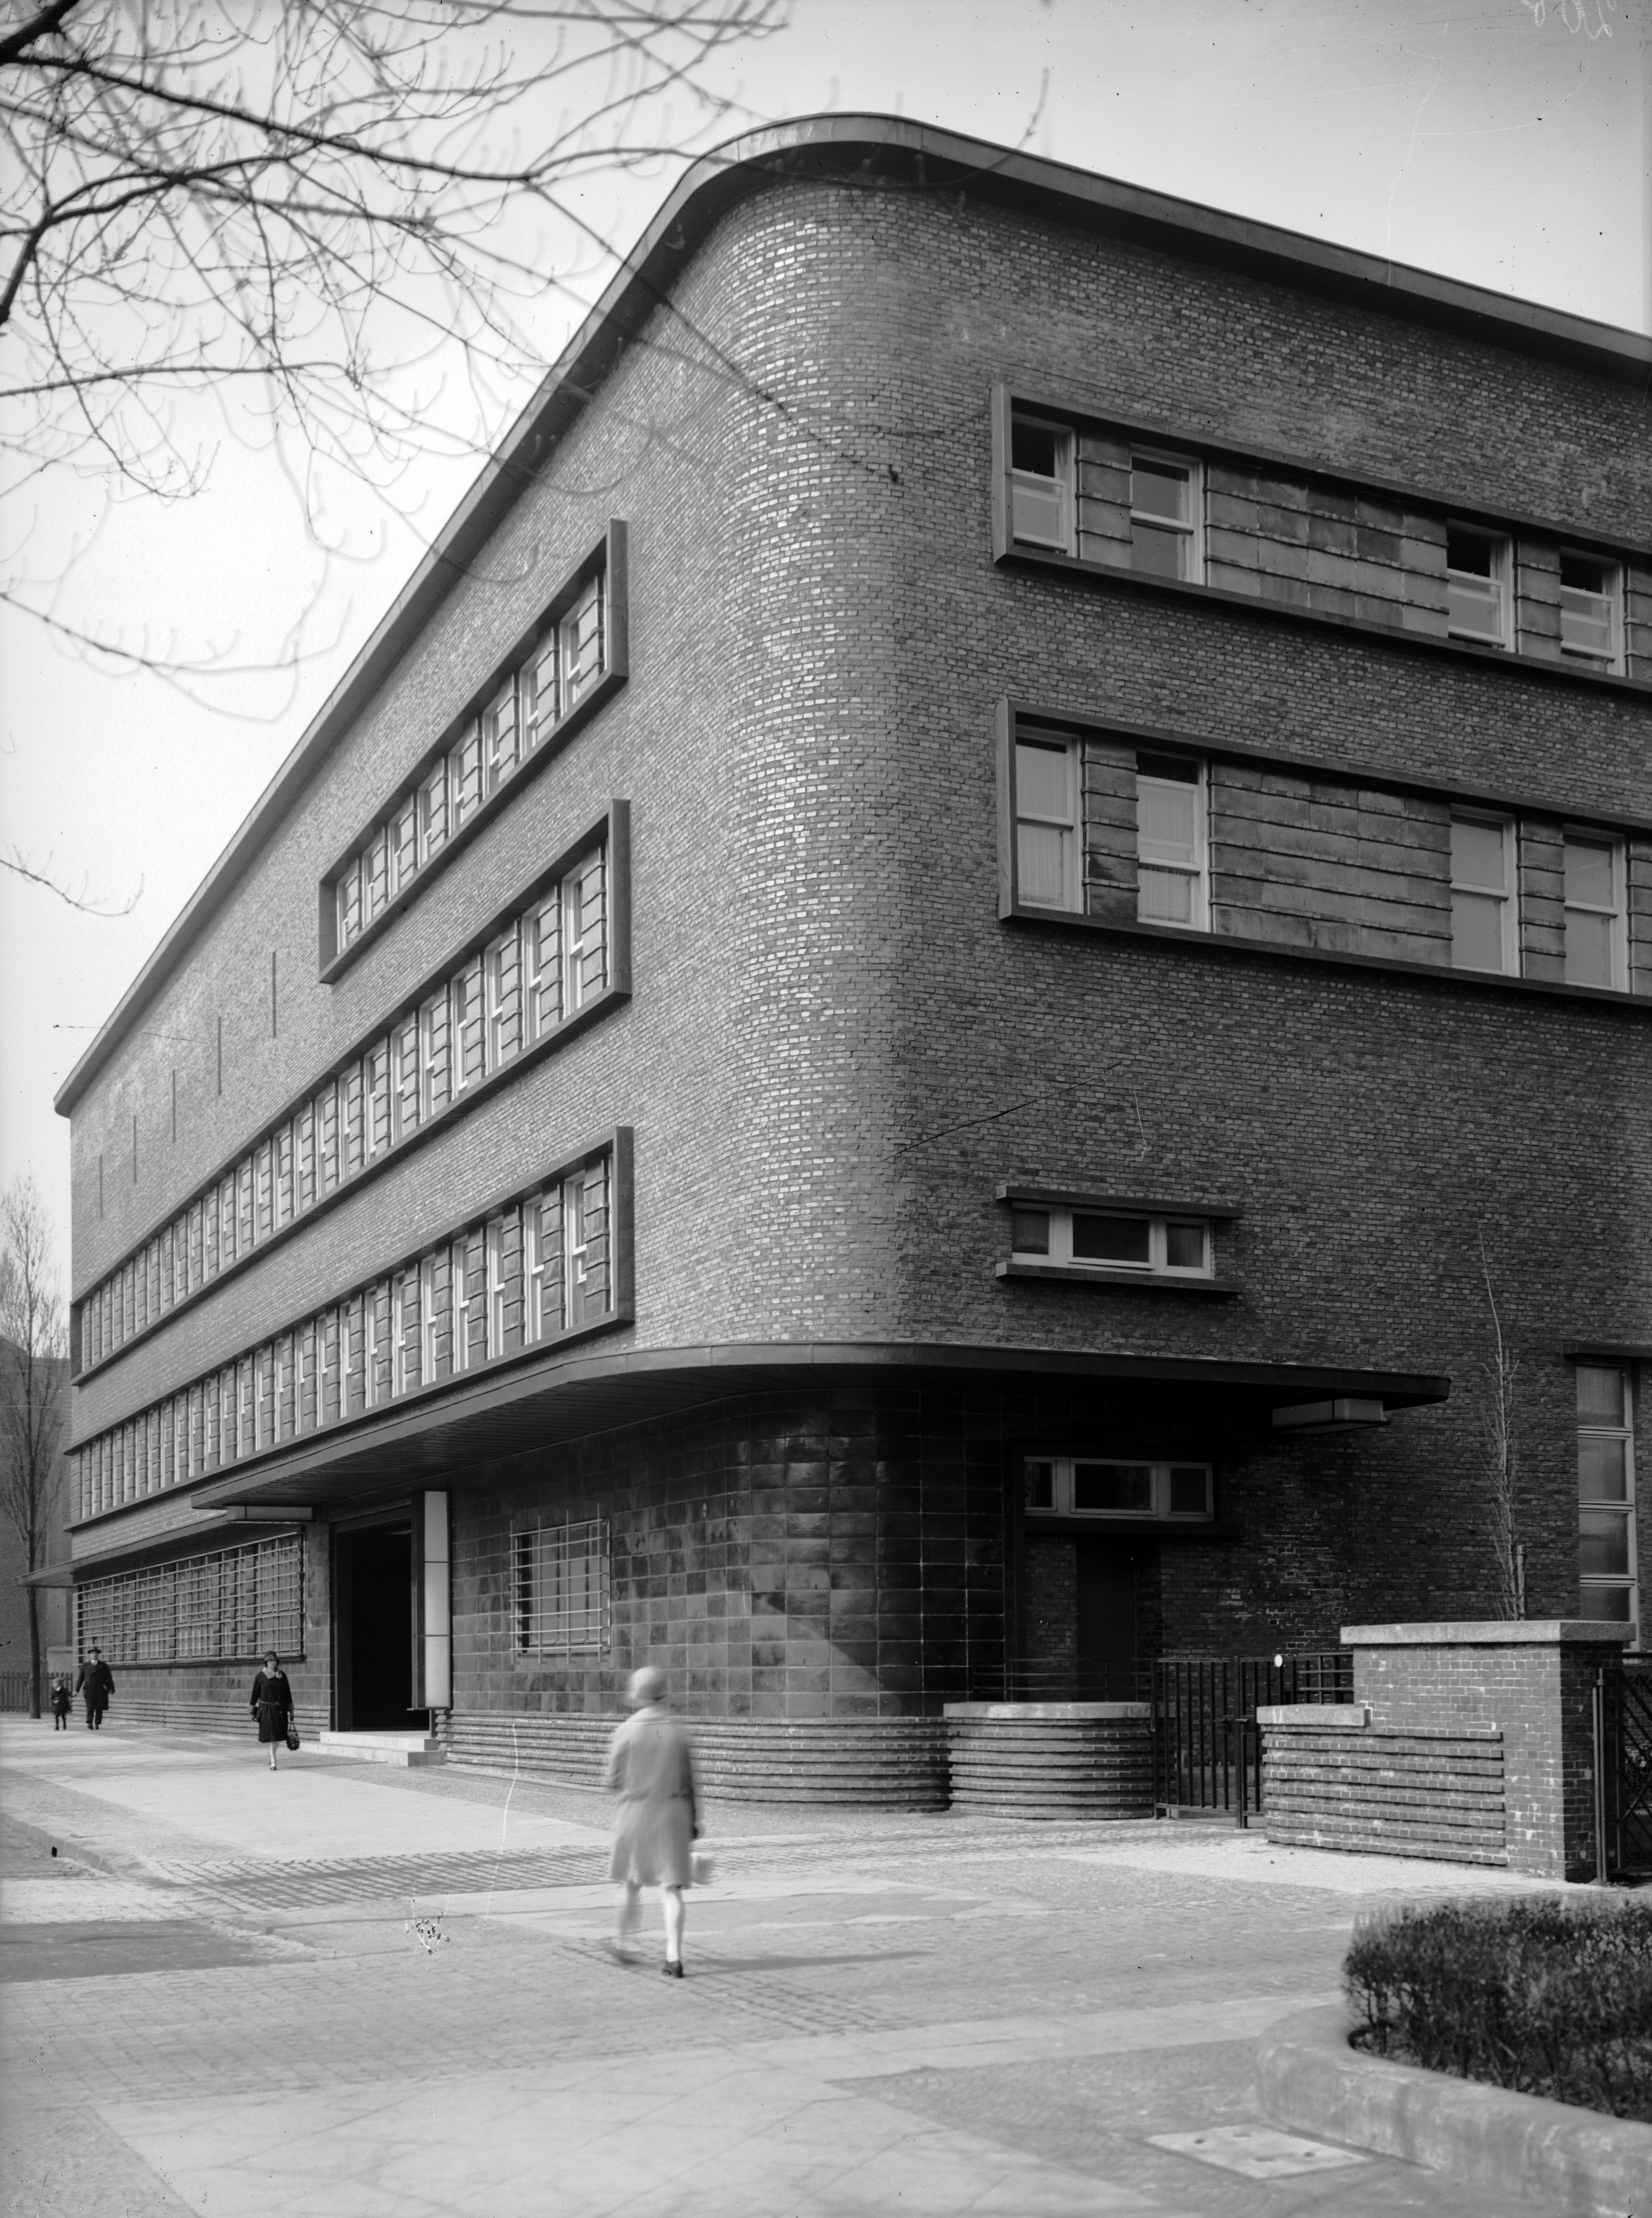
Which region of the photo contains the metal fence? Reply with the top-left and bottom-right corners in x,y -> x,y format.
1592,1658 -> 1652,1882
1152,1652 -> 1353,1821
0,1668 -> 37,1713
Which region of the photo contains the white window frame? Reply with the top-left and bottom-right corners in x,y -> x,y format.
483,923 -> 519,1072
485,1215 -> 508,1359
1562,829 -> 1627,992
451,1238 -> 477,1374
1013,732 -> 1082,913
564,1163 -> 609,1325
1450,812 -> 1519,976
1008,412 -> 1074,553
1558,550 -> 1623,674
1136,755 -> 1209,932
1024,1455 -> 1214,1521
1578,1364 -> 1637,1631
1010,1204 -> 1213,1279
1129,449 -> 1203,583
416,759 -> 449,867
1446,523 -> 1512,649
562,851 -> 607,1015
482,676 -> 519,796
392,1270 -> 418,1398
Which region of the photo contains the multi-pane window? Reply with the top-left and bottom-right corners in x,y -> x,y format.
1014,732 -> 1080,911
1446,524 -> 1511,647
1130,453 -> 1200,581
1450,815 -> 1516,974
1025,1456 -> 1213,1520
1558,551 -> 1622,672
1009,414 -> 1073,552
513,1519 -> 609,1656
77,1536 -> 303,1664
1564,832 -> 1626,990
1578,1365 -> 1637,1629
1136,753 -> 1207,929
1011,1204 -> 1213,1279
333,564 -> 609,956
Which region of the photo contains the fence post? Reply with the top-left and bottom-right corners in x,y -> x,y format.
1592,1670 -> 1611,1887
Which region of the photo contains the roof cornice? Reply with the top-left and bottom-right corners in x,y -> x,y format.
55,113 -> 1650,1117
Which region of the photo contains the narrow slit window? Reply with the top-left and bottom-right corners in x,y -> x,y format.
1015,734 -> 1080,912
1578,1365 -> 1636,1629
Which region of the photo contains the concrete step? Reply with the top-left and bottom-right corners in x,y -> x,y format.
317,1730 -> 445,1768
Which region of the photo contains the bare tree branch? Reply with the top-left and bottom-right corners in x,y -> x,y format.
1,844 -> 141,911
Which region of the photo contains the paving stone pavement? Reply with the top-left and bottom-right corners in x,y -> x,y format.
0,1717 -> 1564,2217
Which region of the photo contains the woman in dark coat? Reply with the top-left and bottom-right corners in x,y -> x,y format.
249,1652 -> 293,1771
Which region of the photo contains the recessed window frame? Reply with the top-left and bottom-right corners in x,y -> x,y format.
1007,409 -> 1075,554
1450,811 -> 1519,977
1010,726 -> 1082,913
1563,828 -> 1628,992
1010,1202 -> 1215,1280
1136,750 -> 1209,932
1558,549 -> 1624,674
317,521 -> 628,981
1024,1454 -> 1215,1523
1129,447 -> 1203,584
1577,1363 -> 1638,1632
1446,522 -> 1512,649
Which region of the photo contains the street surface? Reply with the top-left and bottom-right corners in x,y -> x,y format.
0,1716 -> 1563,2216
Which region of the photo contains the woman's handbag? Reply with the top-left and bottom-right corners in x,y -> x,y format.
285,1718 -> 301,1752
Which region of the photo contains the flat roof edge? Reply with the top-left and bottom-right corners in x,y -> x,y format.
55,113 -> 1647,1116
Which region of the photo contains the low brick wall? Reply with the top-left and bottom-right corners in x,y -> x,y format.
1261,1707 -> 1506,1865
944,1703 -> 1154,1818
440,1711 -> 949,1808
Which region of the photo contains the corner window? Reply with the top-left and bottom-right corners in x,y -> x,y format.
1014,732 -> 1081,911
1446,524 -> 1511,648
1011,1205 -> 1212,1279
1130,453 -> 1201,581
1578,1365 -> 1636,1629
1450,814 -> 1516,975
1564,833 -> 1626,990
1025,1456 -> 1213,1521
1559,551 -> 1622,673
1009,414 -> 1074,552
1136,753 -> 1207,929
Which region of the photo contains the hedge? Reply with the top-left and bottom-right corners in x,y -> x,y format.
1344,1894 -> 1652,2122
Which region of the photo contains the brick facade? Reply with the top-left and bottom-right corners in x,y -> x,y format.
51,121 -> 1650,1789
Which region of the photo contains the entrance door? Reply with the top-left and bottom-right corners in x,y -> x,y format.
1076,1544 -> 1138,1700
335,1525 -> 413,1730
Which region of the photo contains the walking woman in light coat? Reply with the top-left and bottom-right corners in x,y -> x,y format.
604,1666 -> 698,1977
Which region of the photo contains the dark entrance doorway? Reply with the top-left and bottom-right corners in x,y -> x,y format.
334,1523 -> 414,1730
1076,1544 -> 1141,1699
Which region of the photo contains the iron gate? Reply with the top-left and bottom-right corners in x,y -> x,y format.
1592,1658 -> 1652,1881
1153,1653 -> 1352,1822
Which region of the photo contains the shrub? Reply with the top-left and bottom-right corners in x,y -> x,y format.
1344,1894 -> 1652,2122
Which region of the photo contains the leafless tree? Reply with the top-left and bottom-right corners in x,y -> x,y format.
0,0 -> 785,619
1477,1237 -> 1525,1620
0,1174 -> 68,1714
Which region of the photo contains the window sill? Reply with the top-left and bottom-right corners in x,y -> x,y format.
996,542 -> 1652,700
1003,904 -> 1652,1012
997,1262 -> 1242,1297
319,665 -> 625,985
1024,1512 -> 1243,1542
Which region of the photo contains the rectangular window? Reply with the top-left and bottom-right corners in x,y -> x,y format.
1446,524 -> 1511,647
315,1084 -> 340,1199
76,1537 -> 303,1666
418,991 -> 451,1122
337,857 -> 363,950
485,1213 -> 509,1358
484,924 -> 522,1071
564,1159 -> 611,1325
1130,453 -> 1200,581
524,885 -> 563,1041
451,724 -> 484,831
1136,753 -> 1207,929
1450,814 -> 1517,975
1563,832 -> 1626,991
255,1141 -> 274,1242
1025,1456 -> 1213,1520
1578,1364 -> 1637,1628
419,1250 -> 447,1384
341,1065 -> 365,1178
453,957 -> 486,1095
1014,732 -> 1080,911
365,1038 -> 393,1159
1009,414 -> 1073,552
1011,1204 -> 1212,1278
417,760 -> 449,867
563,851 -> 608,1014
393,1269 -> 420,1398
274,1122 -> 294,1228
318,1309 -> 340,1427
1559,551 -> 1622,672
363,826 -> 391,922
342,1296 -> 365,1417
513,1519 -> 609,1656
559,575 -> 605,714
389,797 -> 416,898
451,1235 -> 482,1373
482,677 -> 519,796
526,1183 -> 563,1342
391,1012 -> 420,1144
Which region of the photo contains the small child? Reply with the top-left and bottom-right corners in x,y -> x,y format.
49,1673 -> 71,1730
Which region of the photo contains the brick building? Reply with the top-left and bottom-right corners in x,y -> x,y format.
53,118 -> 1651,1795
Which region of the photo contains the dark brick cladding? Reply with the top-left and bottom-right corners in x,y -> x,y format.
65,164 -> 1649,1703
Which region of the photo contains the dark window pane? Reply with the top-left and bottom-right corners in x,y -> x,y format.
1576,1364 -> 1624,1427
1011,1210 -> 1050,1255
1560,549 -> 1608,595
1579,1511 -> 1630,1579
1580,1583 -> 1633,1622
1025,1460 -> 1055,1511
1011,419 -> 1060,475
1073,1462 -> 1153,1514
1073,1214 -> 1150,1264
1578,1438 -> 1628,1504
1164,1221 -> 1205,1270
1446,523 -> 1494,577
1167,1466 -> 1211,1516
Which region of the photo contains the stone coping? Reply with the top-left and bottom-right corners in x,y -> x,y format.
942,1703 -> 1152,1721
1340,1620 -> 1636,1647
1256,2002 -> 1652,2215
1255,1704 -> 1369,1727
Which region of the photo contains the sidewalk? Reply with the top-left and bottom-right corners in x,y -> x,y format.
2,1716 -> 1562,2217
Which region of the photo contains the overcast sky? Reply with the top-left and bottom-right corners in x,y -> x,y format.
2,0 -> 1647,1293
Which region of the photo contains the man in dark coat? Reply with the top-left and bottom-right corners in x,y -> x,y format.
74,1644 -> 115,1730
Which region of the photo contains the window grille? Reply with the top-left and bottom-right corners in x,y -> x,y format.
514,1519 -> 609,1657
77,1535 -> 303,1664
